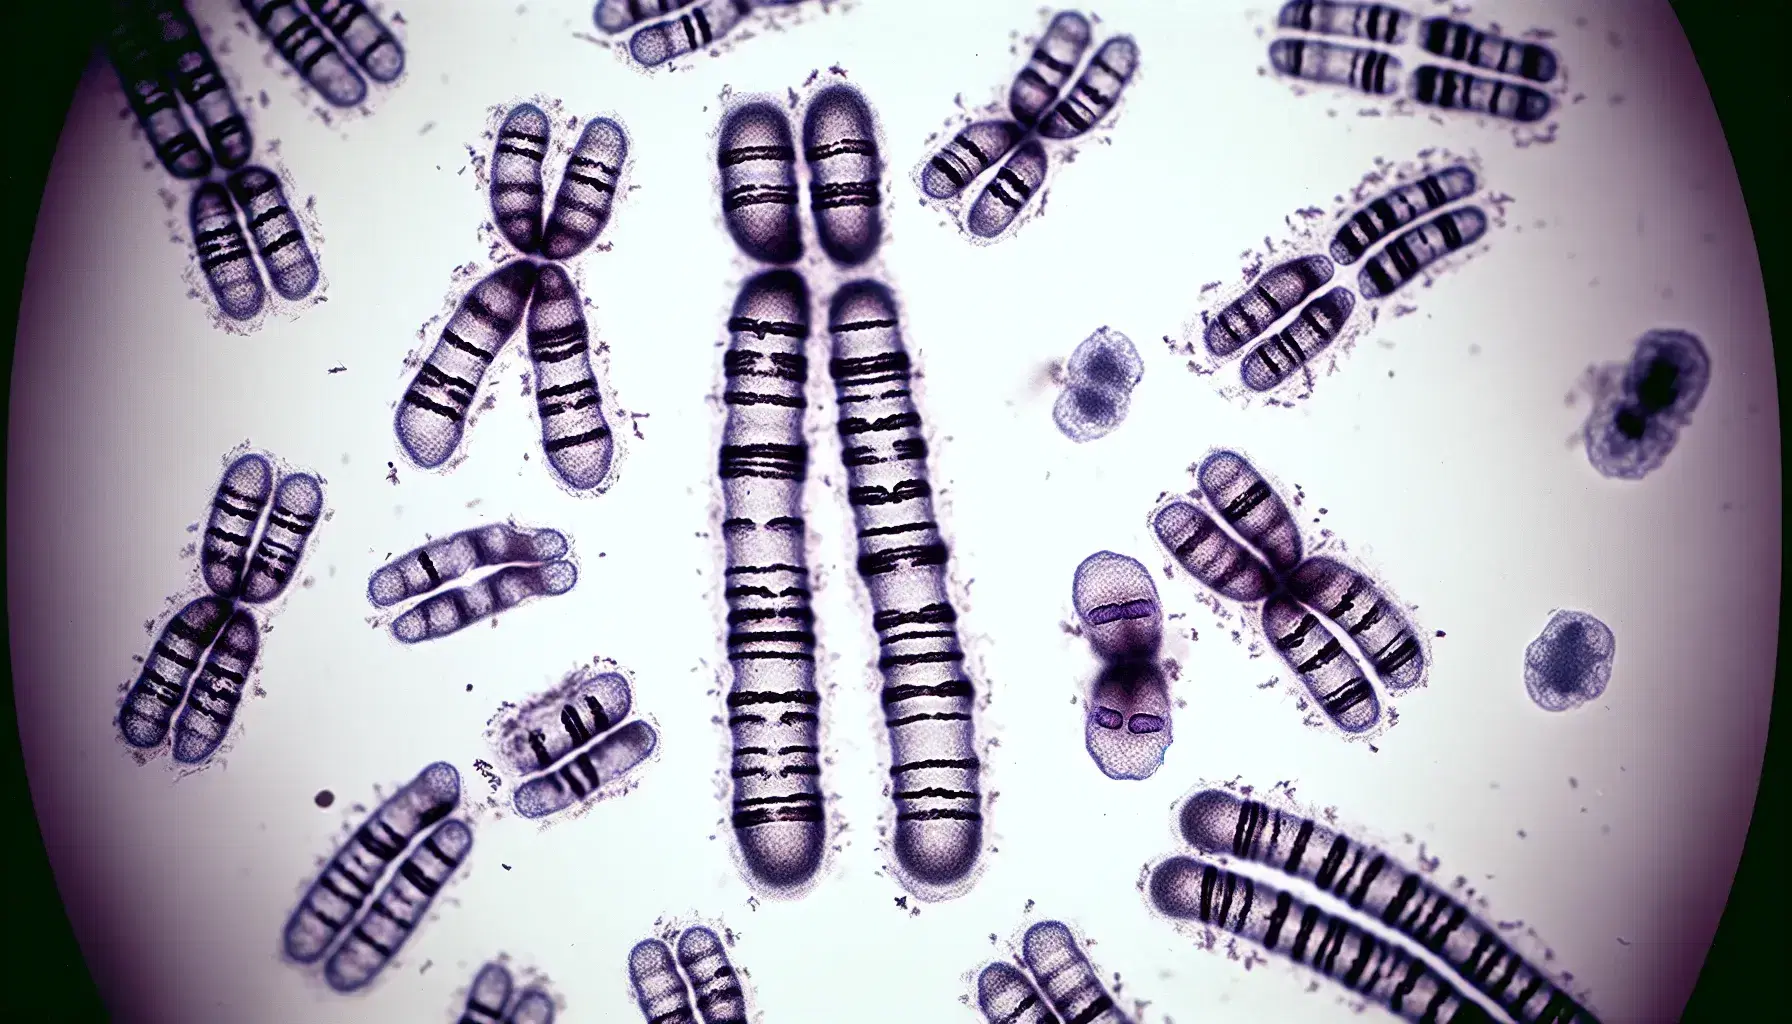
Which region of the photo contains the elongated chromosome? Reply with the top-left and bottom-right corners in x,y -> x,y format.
600,0 -> 811,69
917,10 -> 1141,242
119,451 -> 323,764
368,521 -> 578,644
626,927 -> 750,1024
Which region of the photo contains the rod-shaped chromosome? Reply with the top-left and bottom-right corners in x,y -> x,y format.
168,606 -> 261,764
1178,789 -> 1603,1022
719,102 -> 803,264
718,270 -> 827,889
492,104 -> 550,254
239,472 -> 324,604
107,1 -> 213,178
201,453 -> 274,597
147,0 -> 253,169
507,989 -> 557,1024
323,818 -> 473,993
1329,166 -> 1478,265
190,180 -> 266,321
628,939 -> 697,1024
1418,18 -> 1558,83
227,166 -> 320,302
283,762 -> 461,965
1020,921 -> 1134,1024
803,84 -> 883,267
1277,1 -> 1413,44
1036,36 -> 1140,140
1410,67 -> 1550,124
240,0 -> 368,108
119,596 -> 233,748
1150,500 -> 1276,603
1288,557 -> 1426,692
628,0 -> 754,69
676,926 -> 750,1024
1268,38 -> 1402,95
1357,207 -> 1488,299
1197,450 -> 1304,575
396,259 -> 541,468
500,669 -> 635,775
526,264 -> 615,491
829,280 -> 982,888
1263,596 -> 1383,733
977,961 -> 1059,1024
920,120 -> 1026,201
1203,255 -> 1336,359
369,522 -> 568,606
966,139 -> 1048,241
1148,856 -> 1496,1023
1010,11 -> 1093,128
512,720 -> 657,819
459,962 -> 514,1024
542,117 -> 628,261
595,0 -> 696,34
303,0 -> 405,83
1237,287 -> 1356,392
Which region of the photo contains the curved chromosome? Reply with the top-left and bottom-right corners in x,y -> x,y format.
1177,789 -> 1602,1022
829,281 -> 983,889
283,762 -> 462,984
1054,327 -> 1143,443
717,270 -> 827,889
1524,610 -> 1616,711
1584,329 -> 1710,481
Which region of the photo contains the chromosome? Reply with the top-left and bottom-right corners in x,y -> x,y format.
595,0 -> 812,69
1150,787 -> 1603,1022
455,961 -> 557,1024
1071,551 -> 1171,780
488,664 -> 659,820
1053,327 -> 1143,443
1582,329 -> 1710,481
627,926 -> 752,1024
118,451 -> 323,764
240,0 -> 404,108
1150,449 -> 1426,736
367,521 -> 578,644
396,104 -> 627,492
713,83 -> 984,896
975,920 -> 1135,1024
1268,3 -> 1559,126
1196,161 -> 1488,393
1523,610 -> 1615,712
917,10 -> 1141,242
284,761 -> 473,994
107,0 -> 326,321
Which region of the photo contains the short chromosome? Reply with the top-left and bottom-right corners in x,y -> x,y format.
283,761 -> 473,994
627,926 -> 751,1024
1053,327 -> 1143,443
118,451 -> 323,764
490,664 -> 658,820
456,961 -> 556,1024
367,521 -> 578,644
1268,3 -> 1559,125
1166,788 -> 1604,1022
1198,161 -> 1487,392
1071,551 -> 1171,780
974,919 -> 1135,1024
1583,329 -> 1710,481
1150,449 -> 1426,735
596,0 -> 811,69
1523,610 -> 1615,712
917,10 -> 1140,242
240,0 -> 404,108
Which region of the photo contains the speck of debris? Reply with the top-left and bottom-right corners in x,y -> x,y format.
327,365 -> 347,374
466,684 -> 473,692
502,863 -> 512,871
1435,630 -> 1446,637
894,897 -> 908,910
314,789 -> 335,808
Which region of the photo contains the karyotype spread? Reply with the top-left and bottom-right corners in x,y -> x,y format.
917,10 -> 1140,242
284,761 -> 473,994
118,450 -> 323,765
367,521 -> 578,644
594,0 -> 812,69
974,919 -> 1136,1024
454,960 -> 557,1024
1053,327 -> 1143,443
397,104 -> 628,492
1523,610 -> 1615,712
486,663 -> 659,820
1146,786 -> 1603,1023
1268,3 -> 1562,132
1582,329 -> 1710,481
627,926 -> 753,1024
1192,158 -> 1490,395
713,83 -> 984,898
1150,449 -> 1426,736
108,0 -> 330,322
1071,551 -> 1171,780
240,0 -> 405,108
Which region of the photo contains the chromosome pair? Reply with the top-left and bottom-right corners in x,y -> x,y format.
1201,161 -> 1489,393
1052,327 -> 1143,443
593,0 -> 809,69
1151,449 -> 1426,735
107,0 -> 324,321
367,521 -> 579,645
487,665 -> 659,820
1070,552 -> 1171,781
1268,2 -> 1560,126
716,84 -> 984,895
1147,786 -> 1602,1023
284,762 -> 474,994
456,961 -> 556,1024
118,451 -> 323,765
627,926 -> 752,1024
396,105 -> 627,493
919,10 -> 1139,241
241,0 -> 405,108
1582,329 -> 1710,481
974,920 -> 1135,1024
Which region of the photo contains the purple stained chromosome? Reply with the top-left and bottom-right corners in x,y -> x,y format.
1071,551 -> 1171,780
367,521 -> 578,645
974,920 -> 1136,1024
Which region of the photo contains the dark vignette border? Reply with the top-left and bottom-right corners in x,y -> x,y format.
0,1 -> 1783,1021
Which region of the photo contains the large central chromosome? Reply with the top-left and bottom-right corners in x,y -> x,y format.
716,83 -> 983,896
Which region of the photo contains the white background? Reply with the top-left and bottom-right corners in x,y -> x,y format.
9,1 -> 1779,1022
